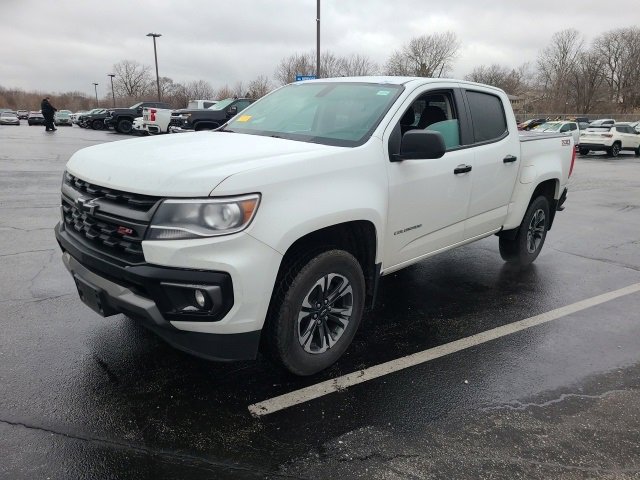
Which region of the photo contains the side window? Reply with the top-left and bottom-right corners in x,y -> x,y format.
465,90 -> 508,143
203,102 -> 215,109
234,100 -> 252,113
396,91 -> 461,150
560,124 -> 570,132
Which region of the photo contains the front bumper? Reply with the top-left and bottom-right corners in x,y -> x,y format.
55,222 -> 262,361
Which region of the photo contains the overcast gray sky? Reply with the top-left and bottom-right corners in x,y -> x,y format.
1,0 -> 637,96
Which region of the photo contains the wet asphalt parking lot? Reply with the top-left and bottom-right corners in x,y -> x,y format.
1,123 -> 639,479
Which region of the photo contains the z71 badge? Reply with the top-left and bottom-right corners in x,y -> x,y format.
561,139 -> 571,146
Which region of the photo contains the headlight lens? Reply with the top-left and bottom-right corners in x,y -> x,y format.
147,194 -> 260,240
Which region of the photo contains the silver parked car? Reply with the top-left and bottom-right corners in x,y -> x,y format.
0,111 -> 20,125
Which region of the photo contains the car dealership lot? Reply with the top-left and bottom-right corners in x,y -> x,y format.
1,124 -> 639,479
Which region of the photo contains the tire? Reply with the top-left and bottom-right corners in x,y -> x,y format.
635,145 -> 640,157
117,119 -> 133,134
91,119 -> 104,130
579,147 -> 589,156
194,122 -> 218,131
264,250 -> 365,376
609,142 -> 621,157
499,196 -> 550,266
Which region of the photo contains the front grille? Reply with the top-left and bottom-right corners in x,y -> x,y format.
65,172 -> 157,210
61,173 -> 162,264
169,117 -> 183,127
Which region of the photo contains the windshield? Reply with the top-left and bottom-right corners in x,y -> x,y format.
209,98 -> 235,111
226,82 -> 404,147
1,112 -> 16,117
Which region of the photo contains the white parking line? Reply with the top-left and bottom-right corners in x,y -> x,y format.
248,282 -> 640,417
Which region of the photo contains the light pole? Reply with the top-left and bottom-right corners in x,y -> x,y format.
316,0 -> 320,78
147,33 -> 162,101
107,74 -> 116,107
92,83 -> 99,107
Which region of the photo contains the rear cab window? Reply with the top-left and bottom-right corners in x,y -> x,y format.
465,90 -> 508,144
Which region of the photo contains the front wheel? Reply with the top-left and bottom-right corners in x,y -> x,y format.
579,147 -> 589,156
264,250 -> 365,376
499,196 -> 550,266
91,119 -> 104,130
117,119 -> 133,134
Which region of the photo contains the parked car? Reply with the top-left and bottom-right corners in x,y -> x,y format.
589,118 -> 615,127
55,77 -> 574,375
77,109 -> 103,128
27,111 -> 45,125
131,116 -> 148,135
144,100 -> 219,134
517,118 -> 547,131
0,111 -> 20,125
171,97 -> 254,131
79,109 -> 109,129
104,102 -> 171,134
54,110 -> 73,126
532,121 -> 580,146
579,124 -> 640,157
71,111 -> 87,124
17,110 -> 29,119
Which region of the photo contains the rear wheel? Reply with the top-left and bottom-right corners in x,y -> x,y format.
608,142 -> 621,157
117,119 -> 133,134
635,145 -> 640,156
499,196 -> 550,266
264,250 -> 365,376
91,119 -> 103,130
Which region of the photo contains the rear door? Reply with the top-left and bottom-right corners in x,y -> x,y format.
461,89 -> 521,239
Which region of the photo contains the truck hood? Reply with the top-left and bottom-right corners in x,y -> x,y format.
65,132 -> 339,196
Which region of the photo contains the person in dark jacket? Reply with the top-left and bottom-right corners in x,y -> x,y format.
41,96 -> 57,131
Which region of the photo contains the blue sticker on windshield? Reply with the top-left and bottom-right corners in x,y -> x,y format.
377,90 -> 391,96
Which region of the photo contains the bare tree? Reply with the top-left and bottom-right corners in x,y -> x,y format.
537,29 -> 584,111
385,32 -> 460,77
339,54 -> 378,76
274,52 -> 316,85
214,85 -> 235,99
247,75 -> 273,98
182,80 -> 216,100
594,26 -> 640,112
568,49 -> 606,113
465,63 -> 528,95
273,50 -> 361,84
112,60 -> 153,98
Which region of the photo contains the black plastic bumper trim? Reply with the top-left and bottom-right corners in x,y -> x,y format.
55,222 -> 234,323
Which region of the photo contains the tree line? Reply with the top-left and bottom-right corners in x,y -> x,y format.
1,25 -> 638,114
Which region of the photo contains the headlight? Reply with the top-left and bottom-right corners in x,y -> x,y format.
147,194 -> 260,240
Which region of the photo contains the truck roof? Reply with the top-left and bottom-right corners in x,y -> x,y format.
296,76 -> 506,94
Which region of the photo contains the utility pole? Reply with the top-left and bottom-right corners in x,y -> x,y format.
316,0 -> 320,78
147,33 -> 162,101
107,74 -> 116,107
92,83 -> 99,107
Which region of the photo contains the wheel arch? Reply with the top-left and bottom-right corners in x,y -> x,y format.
271,220 -> 379,310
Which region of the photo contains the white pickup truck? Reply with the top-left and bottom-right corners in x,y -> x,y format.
142,99 -> 217,134
55,77 -> 574,375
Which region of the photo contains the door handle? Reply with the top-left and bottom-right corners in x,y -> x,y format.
454,164 -> 472,174
503,155 -> 518,163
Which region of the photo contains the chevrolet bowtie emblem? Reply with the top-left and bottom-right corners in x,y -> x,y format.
76,197 -> 100,215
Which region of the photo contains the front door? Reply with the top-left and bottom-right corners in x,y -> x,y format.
383,85 -> 474,271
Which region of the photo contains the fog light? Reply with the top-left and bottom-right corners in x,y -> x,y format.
194,289 -> 206,308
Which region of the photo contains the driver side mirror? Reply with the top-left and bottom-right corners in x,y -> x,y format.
392,130 -> 446,161
227,106 -> 238,116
